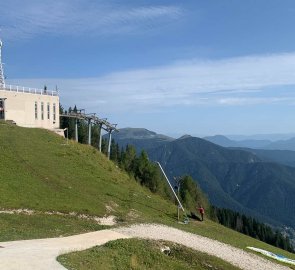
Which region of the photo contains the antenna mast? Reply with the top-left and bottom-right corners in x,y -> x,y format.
0,39 -> 5,87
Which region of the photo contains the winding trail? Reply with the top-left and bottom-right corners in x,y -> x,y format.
0,224 -> 291,270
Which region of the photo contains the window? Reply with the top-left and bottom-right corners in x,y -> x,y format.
53,103 -> 56,122
0,99 -> 5,120
47,102 -> 50,120
35,102 -> 38,120
41,102 -> 44,120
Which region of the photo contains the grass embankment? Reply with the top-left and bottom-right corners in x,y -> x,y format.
0,213 -> 105,241
0,122 -> 177,238
1,122 -> 295,269
58,239 -> 240,270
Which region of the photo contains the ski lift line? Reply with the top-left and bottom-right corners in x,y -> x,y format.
60,112 -> 118,132
156,162 -> 185,212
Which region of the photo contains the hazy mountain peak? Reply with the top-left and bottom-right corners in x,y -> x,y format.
118,128 -> 157,139
107,127 -> 174,153
178,134 -> 192,140
203,135 -> 237,147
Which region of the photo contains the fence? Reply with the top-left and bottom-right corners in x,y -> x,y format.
0,84 -> 58,96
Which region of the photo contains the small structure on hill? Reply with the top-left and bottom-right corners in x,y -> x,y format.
0,39 -> 60,130
61,109 -> 118,159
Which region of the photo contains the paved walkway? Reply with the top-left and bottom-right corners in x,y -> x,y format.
0,230 -> 129,270
0,224 -> 291,270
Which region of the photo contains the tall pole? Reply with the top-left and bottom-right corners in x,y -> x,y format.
88,119 -> 92,145
98,123 -> 102,152
75,119 -> 78,142
107,130 -> 112,160
177,185 -> 180,221
174,176 -> 182,221
0,39 -> 5,88
157,162 -> 185,212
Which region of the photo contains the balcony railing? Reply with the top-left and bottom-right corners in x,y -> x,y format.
0,84 -> 59,96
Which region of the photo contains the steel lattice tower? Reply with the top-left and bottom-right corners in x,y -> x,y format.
0,40 -> 5,87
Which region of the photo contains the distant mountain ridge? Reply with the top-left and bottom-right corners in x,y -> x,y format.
148,136 -> 295,228
108,128 -> 173,153
203,135 -> 272,149
114,128 -> 173,140
265,137 -> 295,151
232,148 -> 295,168
204,134 -> 295,151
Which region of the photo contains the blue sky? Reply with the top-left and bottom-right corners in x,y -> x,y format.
1,0 -> 295,137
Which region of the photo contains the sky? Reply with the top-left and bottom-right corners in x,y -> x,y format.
1,0 -> 295,137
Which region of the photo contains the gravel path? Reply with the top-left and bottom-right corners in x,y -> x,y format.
0,223 -> 291,270
115,224 -> 291,270
0,230 -> 129,270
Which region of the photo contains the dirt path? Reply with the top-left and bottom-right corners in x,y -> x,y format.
0,230 -> 129,270
116,224 -> 291,270
0,224 -> 291,270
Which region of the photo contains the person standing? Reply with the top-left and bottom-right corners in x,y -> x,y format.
197,206 -> 205,221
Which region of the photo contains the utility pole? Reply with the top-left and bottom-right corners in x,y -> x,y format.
88,118 -> 92,145
157,162 -> 185,213
107,130 -> 113,160
75,119 -> 78,142
174,176 -> 182,221
63,128 -> 69,145
98,123 -> 103,152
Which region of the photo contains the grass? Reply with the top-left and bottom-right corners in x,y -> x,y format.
0,122 -> 177,222
57,239 -> 241,270
0,122 -> 295,269
0,213 -> 105,241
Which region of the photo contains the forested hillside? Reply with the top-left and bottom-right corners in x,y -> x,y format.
213,207 -> 294,253
147,137 -> 295,229
96,127 -> 295,230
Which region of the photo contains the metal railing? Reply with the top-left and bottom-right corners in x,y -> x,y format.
0,84 -> 59,96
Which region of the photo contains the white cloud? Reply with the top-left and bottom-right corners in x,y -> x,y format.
0,1 -> 183,40
8,52 -> 295,112
217,97 -> 295,106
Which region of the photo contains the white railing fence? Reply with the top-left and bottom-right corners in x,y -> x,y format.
0,84 -> 58,96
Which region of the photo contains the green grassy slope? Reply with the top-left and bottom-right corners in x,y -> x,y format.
58,239 -> 240,270
0,122 -> 176,223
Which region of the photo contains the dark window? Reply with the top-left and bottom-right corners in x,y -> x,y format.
53,103 -> 56,121
41,102 -> 44,120
35,102 -> 38,120
47,102 -> 50,120
0,99 -> 4,120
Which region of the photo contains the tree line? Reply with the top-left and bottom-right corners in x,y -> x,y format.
212,207 -> 294,253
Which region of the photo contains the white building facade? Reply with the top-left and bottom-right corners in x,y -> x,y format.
0,85 -> 60,130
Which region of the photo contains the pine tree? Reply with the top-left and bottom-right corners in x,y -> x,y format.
121,145 -> 137,173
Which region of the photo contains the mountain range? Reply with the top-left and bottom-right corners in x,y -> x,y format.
111,128 -> 295,229
204,134 -> 295,151
110,128 -> 173,153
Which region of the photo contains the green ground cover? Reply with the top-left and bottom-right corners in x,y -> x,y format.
0,213 -> 105,241
1,122 -> 294,269
0,122 -> 177,221
58,239 -> 241,270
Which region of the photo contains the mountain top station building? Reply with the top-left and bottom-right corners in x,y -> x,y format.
0,85 -> 60,130
0,39 -> 60,131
